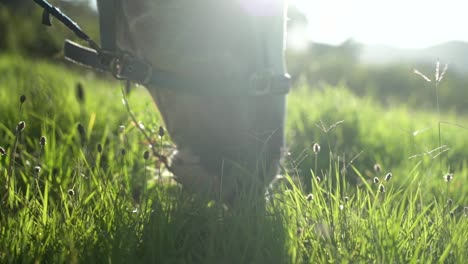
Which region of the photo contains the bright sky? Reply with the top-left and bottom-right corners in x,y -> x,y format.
88,0 -> 468,49
291,0 -> 468,48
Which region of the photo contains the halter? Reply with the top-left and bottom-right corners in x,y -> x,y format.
33,0 -> 290,96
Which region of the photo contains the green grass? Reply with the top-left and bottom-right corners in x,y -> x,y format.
0,55 -> 467,263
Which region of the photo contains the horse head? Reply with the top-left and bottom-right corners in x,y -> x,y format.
115,0 -> 289,203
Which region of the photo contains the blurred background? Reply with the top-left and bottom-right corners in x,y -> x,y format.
2,0 -> 467,113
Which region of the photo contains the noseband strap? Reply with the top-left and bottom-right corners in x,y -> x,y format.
34,0 -> 291,97
64,41 -> 290,96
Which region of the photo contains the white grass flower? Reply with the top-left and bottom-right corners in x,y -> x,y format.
384,173 -> 392,181
443,173 -> 453,182
312,143 -> 321,154
16,121 -> 26,133
438,63 -> 449,82
413,69 -> 431,82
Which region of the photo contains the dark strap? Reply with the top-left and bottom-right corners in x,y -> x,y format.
33,0 -> 99,50
96,0 -> 117,53
64,40 -> 290,96
34,0 -> 290,97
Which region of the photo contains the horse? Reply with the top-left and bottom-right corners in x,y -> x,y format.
109,0 -> 290,203
33,0 -> 288,204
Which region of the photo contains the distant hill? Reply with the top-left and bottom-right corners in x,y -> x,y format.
359,41 -> 468,74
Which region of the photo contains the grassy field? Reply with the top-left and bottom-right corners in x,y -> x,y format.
0,55 -> 467,263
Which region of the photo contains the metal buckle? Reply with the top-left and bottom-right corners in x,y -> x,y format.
110,53 -> 153,85
250,70 -> 274,96
110,53 -> 130,80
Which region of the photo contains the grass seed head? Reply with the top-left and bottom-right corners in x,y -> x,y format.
75,82 -> 85,104
119,125 -> 125,133
296,227 -> 304,237
312,143 -> 321,154
97,143 -> 103,153
373,177 -> 380,184
378,184 -> 385,193
34,165 -> 41,174
0,146 -> 6,156
20,94 -> 26,104
316,176 -> 321,182
443,173 -> 453,182
384,172 -> 392,181
344,196 -> 349,203
77,123 -> 86,138
39,136 -> 47,147
143,150 -> 150,160
447,199 -> 453,206
68,189 -> 75,196
16,121 -> 26,133
339,204 -> 344,210
158,126 -> 165,138
373,163 -> 382,173
306,193 -> 314,202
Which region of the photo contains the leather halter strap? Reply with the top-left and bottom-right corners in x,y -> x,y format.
64,40 -> 291,96
35,0 -> 291,96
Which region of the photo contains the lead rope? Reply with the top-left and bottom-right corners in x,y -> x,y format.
34,0 -> 100,51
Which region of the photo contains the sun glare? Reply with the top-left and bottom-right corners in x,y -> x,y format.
290,0 -> 468,48
88,0 -> 468,48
